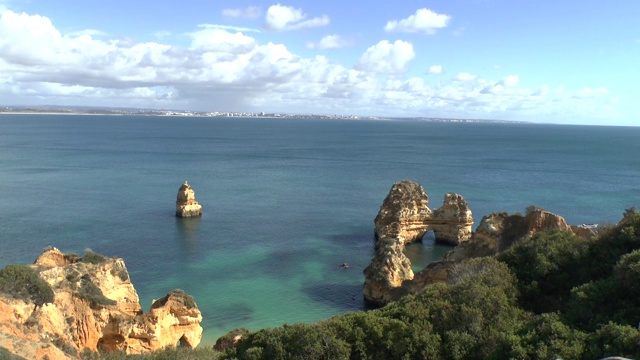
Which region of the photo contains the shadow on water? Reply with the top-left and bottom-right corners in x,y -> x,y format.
404,231 -> 454,271
325,232 -> 377,259
255,247 -> 324,277
302,282 -> 367,312
202,303 -> 254,328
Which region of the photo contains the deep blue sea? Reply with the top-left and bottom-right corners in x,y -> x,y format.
0,114 -> 638,344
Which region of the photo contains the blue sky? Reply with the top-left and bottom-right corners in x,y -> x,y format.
0,0 -> 638,125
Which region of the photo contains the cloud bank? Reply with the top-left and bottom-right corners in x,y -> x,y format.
0,9 -> 616,122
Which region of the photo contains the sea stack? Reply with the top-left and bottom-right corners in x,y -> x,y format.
176,181 -> 202,217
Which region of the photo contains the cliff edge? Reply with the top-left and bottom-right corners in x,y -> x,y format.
364,180 -> 573,306
0,248 -> 202,359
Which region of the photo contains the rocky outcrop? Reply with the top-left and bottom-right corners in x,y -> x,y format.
365,180 -> 474,306
0,248 -> 202,358
176,181 -> 202,217
430,193 -> 474,245
374,180 -> 432,245
373,181 -> 473,246
362,238 -> 414,305
409,208 -> 573,293
365,181 -> 575,306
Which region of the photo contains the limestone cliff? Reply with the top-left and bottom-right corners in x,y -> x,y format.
410,208 -> 573,292
373,180 -> 473,246
176,181 -> 202,217
0,248 -> 202,359
430,193 -> 474,245
374,180 -> 432,245
365,180 -> 474,306
364,180 -> 578,306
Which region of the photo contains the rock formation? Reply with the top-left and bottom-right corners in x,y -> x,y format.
430,193 -> 474,245
410,207 -> 573,293
0,247 -> 202,358
365,180 -> 473,306
373,181 -> 473,246
176,181 -> 202,217
364,180 -> 575,307
362,237 -> 414,305
374,180 -> 432,246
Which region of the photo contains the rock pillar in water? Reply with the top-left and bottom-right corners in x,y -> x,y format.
176,181 -> 202,217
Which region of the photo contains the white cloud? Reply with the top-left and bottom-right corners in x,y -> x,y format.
189,25 -> 257,53
306,35 -> 352,49
384,8 -> 450,34
264,4 -> 329,31
503,75 -> 519,87
66,29 -> 108,38
454,72 -> 477,82
428,65 -> 442,74
222,6 -> 262,19
357,40 -> 415,74
0,10 -> 620,123
197,24 -> 260,33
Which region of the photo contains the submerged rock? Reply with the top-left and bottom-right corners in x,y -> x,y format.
0,247 -> 202,358
176,181 -> 202,217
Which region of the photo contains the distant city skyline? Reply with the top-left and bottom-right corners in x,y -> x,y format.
0,0 -> 638,126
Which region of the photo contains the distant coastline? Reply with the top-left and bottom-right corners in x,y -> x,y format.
0,106 -> 528,124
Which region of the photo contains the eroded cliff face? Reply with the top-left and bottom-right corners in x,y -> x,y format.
176,181 -> 202,217
410,208 -> 573,293
365,180 -> 474,306
373,181 -> 473,246
0,248 -> 202,359
374,180 -> 432,245
365,180 -> 573,306
362,238 -> 414,305
430,193 -> 474,246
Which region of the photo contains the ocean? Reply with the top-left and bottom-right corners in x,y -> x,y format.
0,114 -> 638,344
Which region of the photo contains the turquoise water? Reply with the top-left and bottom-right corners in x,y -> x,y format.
0,115 -> 638,344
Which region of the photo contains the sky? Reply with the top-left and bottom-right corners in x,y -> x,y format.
0,0 -> 638,125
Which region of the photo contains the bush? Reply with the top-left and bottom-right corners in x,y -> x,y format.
81,346 -> 222,359
232,258 -> 520,360
583,323 -> 640,359
504,313 -> 586,359
76,274 -> 115,306
0,264 -> 54,306
497,230 -> 588,313
82,250 -> 107,264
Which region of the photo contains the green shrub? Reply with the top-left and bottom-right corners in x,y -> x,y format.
82,250 -> 107,264
583,323 -> 640,359
76,275 -> 115,306
81,346 -> 222,359
0,264 -> 54,306
109,267 -> 129,282
497,230 -> 588,313
506,313 -> 586,359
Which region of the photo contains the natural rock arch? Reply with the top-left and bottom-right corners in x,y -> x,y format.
363,181 -> 574,306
